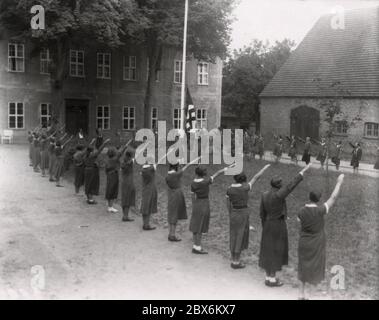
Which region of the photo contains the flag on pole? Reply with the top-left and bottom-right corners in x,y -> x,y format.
185,87 -> 196,131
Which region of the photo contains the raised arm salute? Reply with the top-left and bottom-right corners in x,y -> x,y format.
297,174 -> 344,300
259,163 -> 312,287
226,164 -> 271,269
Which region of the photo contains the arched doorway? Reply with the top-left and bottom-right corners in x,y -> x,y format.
290,105 -> 320,140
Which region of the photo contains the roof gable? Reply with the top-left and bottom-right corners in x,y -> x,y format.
260,7 -> 379,98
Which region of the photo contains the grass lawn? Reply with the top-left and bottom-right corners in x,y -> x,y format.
65,157 -> 379,300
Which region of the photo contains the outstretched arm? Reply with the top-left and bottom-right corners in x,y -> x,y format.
182,157 -> 201,172
248,164 -> 271,189
325,174 -> 344,212
277,163 -> 312,199
211,163 -> 235,180
62,135 -> 74,149
97,138 -> 111,154
117,139 -> 133,159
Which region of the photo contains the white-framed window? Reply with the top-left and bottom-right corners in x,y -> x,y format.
196,108 -> 207,129
97,105 -> 110,130
174,60 -> 183,84
198,62 -> 209,85
151,107 -> 158,130
97,53 -> 111,79
123,106 -> 135,130
173,108 -> 182,129
70,50 -> 85,77
8,43 -> 24,72
364,122 -> 379,138
40,48 -> 51,74
8,102 -> 24,129
40,103 -> 52,127
146,58 -> 160,82
335,121 -> 348,135
123,56 -> 137,81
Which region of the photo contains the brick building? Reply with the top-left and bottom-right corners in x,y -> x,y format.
260,7 -> 379,158
0,34 -> 223,143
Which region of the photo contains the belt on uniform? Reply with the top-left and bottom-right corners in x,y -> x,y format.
233,205 -> 248,209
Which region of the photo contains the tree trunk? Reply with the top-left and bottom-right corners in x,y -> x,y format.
143,41 -> 161,129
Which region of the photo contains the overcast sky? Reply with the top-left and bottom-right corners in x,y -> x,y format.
230,0 -> 379,50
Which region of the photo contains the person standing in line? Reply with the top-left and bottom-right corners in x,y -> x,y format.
302,137 -> 312,165
54,135 -> 74,187
28,131 -> 34,167
73,139 -> 95,195
104,141 -> 132,213
331,141 -> 343,171
297,174 -> 344,300
287,135 -> 298,165
40,134 -> 50,177
226,164 -> 271,269
166,157 -> 200,242
259,163 -> 312,287
84,138 -> 110,204
273,136 -> 283,163
120,149 -> 136,222
190,164 -> 233,254
350,142 -> 362,174
316,138 -> 327,169
32,133 -> 41,173
374,146 -> 379,170
257,134 -> 265,160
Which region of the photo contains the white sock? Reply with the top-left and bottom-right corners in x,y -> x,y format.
193,245 -> 201,251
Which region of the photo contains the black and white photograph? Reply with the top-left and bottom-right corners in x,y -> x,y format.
0,0 -> 378,304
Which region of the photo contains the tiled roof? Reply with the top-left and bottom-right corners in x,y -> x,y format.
260,7 -> 379,98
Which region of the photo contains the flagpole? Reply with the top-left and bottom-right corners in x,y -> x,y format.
180,0 -> 189,133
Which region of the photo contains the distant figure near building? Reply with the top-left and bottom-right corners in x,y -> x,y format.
302,137 -> 312,165
350,142 -> 363,174
331,141 -> 343,171
374,147 -> 379,170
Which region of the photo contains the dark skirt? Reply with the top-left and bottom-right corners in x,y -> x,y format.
40,150 -> 49,170
302,152 -> 311,164
49,154 -> 56,176
259,219 -> 288,273
351,158 -> 360,168
74,165 -> 85,189
54,156 -> 64,179
298,231 -> 326,285
140,185 -> 158,216
229,207 -> 250,254
374,158 -> 379,170
105,170 -> 119,200
288,147 -> 297,159
84,167 -> 100,196
33,147 -> 41,168
189,198 -> 210,234
331,156 -> 340,166
121,174 -> 136,208
316,152 -> 326,163
167,188 -> 187,224
29,144 -> 33,161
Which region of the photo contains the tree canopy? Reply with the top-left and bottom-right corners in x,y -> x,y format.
222,39 -> 295,129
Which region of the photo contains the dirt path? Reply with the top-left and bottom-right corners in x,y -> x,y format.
0,144 -> 317,300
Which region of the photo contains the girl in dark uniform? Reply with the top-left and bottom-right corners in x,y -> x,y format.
48,136 -> 57,182
226,164 -> 271,269
54,135 -> 73,187
273,136 -> 283,163
105,141 -> 131,213
40,134 -> 49,177
302,137 -> 312,165
331,141 -> 343,171
140,158 -> 158,231
257,134 -> 264,160
297,174 -> 344,300
190,165 -> 232,254
121,149 -> 136,222
28,131 -> 34,166
287,135 -> 298,164
84,138 -> 110,204
316,138 -> 327,169
166,157 -> 200,242
73,143 -> 90,195
350,142 -> 362,174
32,133 -> 41,172
374,147 -> 379,170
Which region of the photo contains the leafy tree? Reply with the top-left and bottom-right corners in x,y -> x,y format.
222,39 -> 295,130
134,0 -> 236,126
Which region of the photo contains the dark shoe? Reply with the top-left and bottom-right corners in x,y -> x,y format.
122,217 -> 134,222
143,226 -> 156,231
56,184 -> 64,188
265,279 -> 284,287
87,200 -> 97,205
192,248 -> 208,255
231,262 -> 246,269
168,236 -> 182,242
49,178 -> 55,182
